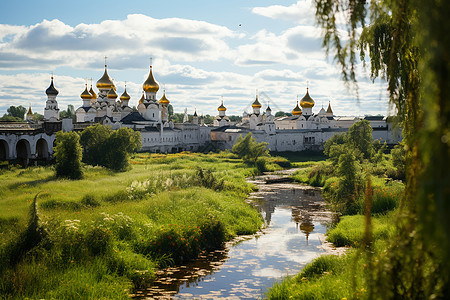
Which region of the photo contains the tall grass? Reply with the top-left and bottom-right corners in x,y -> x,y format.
0,152 -> 263,298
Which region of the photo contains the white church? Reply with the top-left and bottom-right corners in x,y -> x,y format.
0,60 -> 401,163
211,89 -> 401,152
71,61 -> 211,153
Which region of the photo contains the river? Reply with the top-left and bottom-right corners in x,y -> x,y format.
133,172 -> 338,299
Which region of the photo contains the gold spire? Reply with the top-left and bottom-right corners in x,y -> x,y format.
89,78 -> 97,100
300,87 -> 315,108
159,89 -> 170,105
218,96 -> 226,111
120,84 -> 131,101
139,92 -> 145,104
27,105 -> 33,116
292,96 -> 302,115
252,89 -> 262,108
107,87 -> 118,99
143,60 -> 159,93
81,83 -> 92,100
326,101 -> 333,114
96,58 -> 116,91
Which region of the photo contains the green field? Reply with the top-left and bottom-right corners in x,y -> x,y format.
0,152 -> 266,299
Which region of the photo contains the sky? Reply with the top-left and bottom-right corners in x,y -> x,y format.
0,0 -> 392,117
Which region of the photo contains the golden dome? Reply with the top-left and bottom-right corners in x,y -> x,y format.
252,95 -> 262,108
218,98 -> 226,111
300,88 -> 315,108
120,87 -> 130,101
96,65 -> 116,91
159,90 -> 170,105
107,87 -> 118,99
81,84 -> 92,100
292,101 -> 302,116
143,66 -> 159,93
89,85 -> 97,100
139,92 -> 145,104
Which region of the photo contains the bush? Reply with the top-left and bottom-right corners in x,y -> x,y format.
54,131 -> 83,179
232,132 -> 268,164
80,194 -> 101,207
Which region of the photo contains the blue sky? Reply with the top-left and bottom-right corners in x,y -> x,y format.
0,0 -> 390,117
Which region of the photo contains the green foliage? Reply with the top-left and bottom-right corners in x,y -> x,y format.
0,153 -> 263,298
80,124 -> 141,171
54,131 -> 83,179
6,105 -> 26,120
389,143 -> 406,180
323,133 -> 347,157
232,133 -> 269,164
348,120 -> 374,159
0,115 -> 23,122
59,104 -> 76,121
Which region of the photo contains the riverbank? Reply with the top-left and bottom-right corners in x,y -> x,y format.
266,151 -> 404,299
0,152 -> 292,299
135,170 -> 338,299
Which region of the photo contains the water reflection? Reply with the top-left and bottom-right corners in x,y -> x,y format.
135,179 -> 334,299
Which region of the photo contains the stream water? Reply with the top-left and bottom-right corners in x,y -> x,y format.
133,172 -> 338,299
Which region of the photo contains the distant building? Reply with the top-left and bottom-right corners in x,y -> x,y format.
211,89 -> 401,151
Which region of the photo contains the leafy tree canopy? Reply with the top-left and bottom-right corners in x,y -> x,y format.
80,124 -> 141,172
54,131 -> 83,179
5,105 -> 26,120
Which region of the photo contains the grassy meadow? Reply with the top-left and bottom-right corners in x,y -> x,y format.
0,152 -> 278,299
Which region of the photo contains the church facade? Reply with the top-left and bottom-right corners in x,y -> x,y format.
211,89 -> 401,152
0,60 -> 401,163
73,61 -> 211,153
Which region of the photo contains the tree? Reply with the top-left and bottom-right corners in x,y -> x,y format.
60,104 -> 76,121
274,111 -> 292,117
315,0 -> 450,297
32,113 -> 44,122
54,131 -> 83,179
79,124 -> 141,171
323,133 -> 347,157
79,123 -> 112,166
231,132 -> 268,164
103,127 -> 141,171
6,105 -> 26,120
347,120 -> 374,159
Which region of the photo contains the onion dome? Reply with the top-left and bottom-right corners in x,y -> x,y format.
96,64 -> 116,91
252,95 -> 262,108
81,84 -> 92,100
159,90 -> 170,105
89,82 -> 97,100
266,105 -> 272,112
107,87 -> 118,99
193,109 -> 198,117
27,105 -> 33,116
326,101 -> 333,114
292,101 -> 302,116
143,65 -> 159,93
218,98 -> 227,111
139,92 -> 145,104
45,76 -> 59,96
120,87 -> 130,101
300,88 -> 315,108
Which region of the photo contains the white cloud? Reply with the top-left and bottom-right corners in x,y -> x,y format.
252,0 -> 316,25
0,15 -> 236,70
